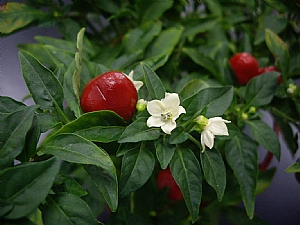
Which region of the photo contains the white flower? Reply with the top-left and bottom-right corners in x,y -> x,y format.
195,116 -> 231,152
146,93 -> 186,134
125,70 -> 143,91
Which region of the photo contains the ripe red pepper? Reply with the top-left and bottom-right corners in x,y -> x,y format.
157,167 -> 183,201
80,71 -> 138,121
229,52 -> 259,85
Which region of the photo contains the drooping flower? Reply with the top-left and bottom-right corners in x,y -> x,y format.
125,70 -> 143,91
194,116 -> 231,152
147,93 -> 186,134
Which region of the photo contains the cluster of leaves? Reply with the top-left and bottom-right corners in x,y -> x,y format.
1,1 -> 300,225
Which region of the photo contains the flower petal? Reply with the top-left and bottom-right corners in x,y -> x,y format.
147,116 -> 165,128
162,93 -> 180,110
208,117 -> 230,136
201,129 -> 215,149
161,120 -> 176,134
147,100 -> 165,116
172,105 -> 186,119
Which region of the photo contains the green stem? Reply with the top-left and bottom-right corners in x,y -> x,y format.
130,192 -> 135,213
187,134 -> 204,152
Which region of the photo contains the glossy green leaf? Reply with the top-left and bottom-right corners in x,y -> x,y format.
285,159 -> 300,173
41,193 -> 98,225
145,26 -> 183,59
225,133 -> 258,219
245,72 -> 279,107
39,133 -> 116,173
18,51 -> 66,120
0,96 -> 25,120
63,60 -> 82,118
254,13 -> 287,45
84,165 -> 118,212
170,147 -> 202,223
0,2 -> 46,34
119,145 -> 155,198
183,86 -> 233,120
118,117 -> 161,143
200,148 -> 226,201
123,21 -> 162,54
0,105 -> 36,169
35,113 -> 61,133
142,62 -> 166,100
224,206 -> 269,225
155,135 -> 176,169
55,174 -> 88,197
72,28 -> 85,100
0,157 -> 60,219
255,168 -> 276,195
169,126 -> 188,144
246,120 -> 281,161
182,48 -> 220,80
178,78 -> 219,102
135,0 -> 173,24
18,43 -> 57,68
265,29 -> 290,76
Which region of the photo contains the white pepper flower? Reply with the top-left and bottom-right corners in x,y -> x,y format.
146,93 -> 186,134
195,116 -> 231,152
125,70 -> 143,91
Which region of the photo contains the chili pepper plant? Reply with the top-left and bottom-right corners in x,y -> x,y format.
1,1 -> 300,224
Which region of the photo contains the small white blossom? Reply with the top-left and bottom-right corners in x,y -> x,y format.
147,93 -> 186,134
195,116 -> 231,152
125,70 -> 143,91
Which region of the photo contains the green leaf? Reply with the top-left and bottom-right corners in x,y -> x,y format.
178,78 -> 220,103
169,126 -> 188,144
224,206 -> 269,225
119,145 -> 155,198
122,21 -> 162,54
18,43 -> 57,69
0,96 -> 25,120
254,13 -> 287,45
225,133 -> 258,219
84,165 -> 118,212
183,86 -> 233,120
55,174 -> 88,197
63,60 -> 82,118
244,72 -> 279,107
170,147 -> 202,223
18,51 -> 67,121
35,113 -> 61,133
155,135 -> 176,169
135,0 -> 173,24
0,105 -> 36,169
246,120 -> 281,161
285,159 -> 300,173
265,29 -> 290,76
39,133 -> 116,173
142,62 -> 166,100
182,48 -> 220,80
200,148 -> 226,201
41,193 -> 98,225
49,105 -> 125,143
0,2 -> 46,34
44,45 -> 75,67
0,157 -> 60,219
72,28 -> 85,100
145,26 -> 183,59
118,117 -> 161,143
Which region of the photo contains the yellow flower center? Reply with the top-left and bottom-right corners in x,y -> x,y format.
161,110 -> 172,121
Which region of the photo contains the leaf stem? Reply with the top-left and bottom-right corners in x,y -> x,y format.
187,134 -> 203,152
130,192 -> 135,213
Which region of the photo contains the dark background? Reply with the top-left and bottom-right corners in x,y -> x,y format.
1,19 -> 300,225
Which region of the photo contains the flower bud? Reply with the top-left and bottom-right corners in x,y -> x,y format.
136,99 -> 147,112
194,115 -> 208,132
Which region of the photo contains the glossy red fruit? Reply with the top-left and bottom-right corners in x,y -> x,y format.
257,66 -> 281,84
157,167 -> 183,201
80,71 -> 138,121
229,52 -> 259,85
